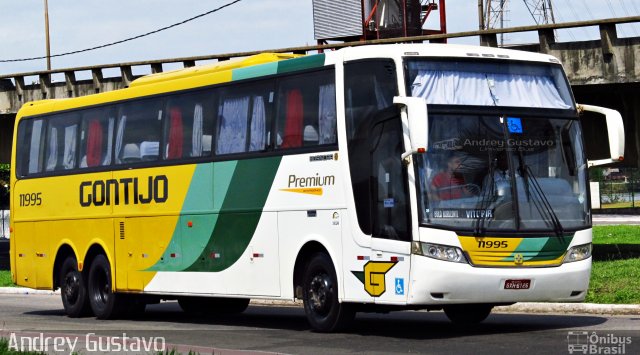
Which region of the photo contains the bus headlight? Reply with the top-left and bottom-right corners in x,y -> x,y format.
412,242 -> 467,263
563,243 -> 592,263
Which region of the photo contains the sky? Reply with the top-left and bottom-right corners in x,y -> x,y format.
0,0 -> 639,77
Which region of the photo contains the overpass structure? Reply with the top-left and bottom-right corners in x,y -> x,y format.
1,16 -> 640,166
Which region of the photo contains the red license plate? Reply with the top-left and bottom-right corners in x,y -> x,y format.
504,279 -> 531,290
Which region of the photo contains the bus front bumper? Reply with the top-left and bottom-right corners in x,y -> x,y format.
407,254 -> 591,305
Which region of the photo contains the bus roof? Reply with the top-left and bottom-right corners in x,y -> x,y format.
129,53 -> 302,87
15,44 -> 563,119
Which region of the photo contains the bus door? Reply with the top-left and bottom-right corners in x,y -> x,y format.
369,116 -> 412,304
344,60 -> 411,304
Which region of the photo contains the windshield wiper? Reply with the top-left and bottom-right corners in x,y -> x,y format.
517,153 -> 565,238
474,152 -> 496,237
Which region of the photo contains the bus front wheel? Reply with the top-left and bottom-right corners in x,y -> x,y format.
87,254 -> 127,319
59,257 -> 91,317
302,253 -> 354,332
443,304 -> 493,325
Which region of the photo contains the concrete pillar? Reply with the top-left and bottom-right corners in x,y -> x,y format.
64,71 -> 76,98
91,69 -> 104,94
39,74 -> 52,100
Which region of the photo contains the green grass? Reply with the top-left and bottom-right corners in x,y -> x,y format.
601,201 -> 637,208
586,258 -> 640,304
0,270 -> 14,287
592,225 -> 640,244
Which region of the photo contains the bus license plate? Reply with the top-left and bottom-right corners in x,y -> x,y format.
504,279 -> 530,290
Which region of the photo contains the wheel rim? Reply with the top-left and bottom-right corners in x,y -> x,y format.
308,272 -> 333,317
63,272 -> 80,304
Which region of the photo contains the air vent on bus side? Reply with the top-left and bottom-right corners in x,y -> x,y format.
119,222 -> 125,240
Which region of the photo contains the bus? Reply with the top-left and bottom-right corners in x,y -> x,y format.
10,44 -> 624,332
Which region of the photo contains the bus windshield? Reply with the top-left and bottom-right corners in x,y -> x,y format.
414,114 -> 589,232
406,59 -> 588,233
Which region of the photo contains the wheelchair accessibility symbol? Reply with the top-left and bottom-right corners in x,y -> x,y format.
395,278 -> 405,295
507,117 -> 523,133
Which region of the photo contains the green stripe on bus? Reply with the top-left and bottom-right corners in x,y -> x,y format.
277,54 -> 325,74
213,161 -> 238,211
501,235 -> 573,262
184,156 -> 281,271
233,62 -> 279,81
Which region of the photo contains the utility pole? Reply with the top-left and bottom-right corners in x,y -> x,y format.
478,0 -> 485,30
44,0 -> 51,70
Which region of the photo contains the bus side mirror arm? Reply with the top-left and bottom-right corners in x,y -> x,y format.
578,104 -> 625,167
393,96 -> 428,163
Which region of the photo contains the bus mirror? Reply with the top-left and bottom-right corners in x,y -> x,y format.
393,96 -> 428,160
578,104 -> 625,167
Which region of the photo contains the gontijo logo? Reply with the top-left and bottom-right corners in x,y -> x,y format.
280,173 -> 335,196
79,175 -> 169,207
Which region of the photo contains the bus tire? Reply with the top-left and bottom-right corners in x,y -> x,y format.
87,254 -> 127,319
302,253 -> 354,332
443,304 -> 493,325
59,257 -> 92,317
178,297 -> 249,315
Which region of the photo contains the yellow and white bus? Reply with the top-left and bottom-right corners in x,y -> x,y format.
10,44 -> 624,332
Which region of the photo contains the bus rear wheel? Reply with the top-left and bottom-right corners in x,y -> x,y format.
302,253 -> 354,332
178,297 -> 250,315
443,304 -> 493,325
59,257 -> 92,317
87,254 -> 127,319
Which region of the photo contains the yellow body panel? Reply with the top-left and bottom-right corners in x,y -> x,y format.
9,52 -> 301,291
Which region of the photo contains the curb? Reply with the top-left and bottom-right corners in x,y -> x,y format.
1,287 -> 637,315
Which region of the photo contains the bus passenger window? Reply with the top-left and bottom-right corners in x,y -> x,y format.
16,119 -> 46,176
116,99 -> 164,164
79,108 -> 115,168
163,91 -> 215,160
215,82 -> 273,156
44,114 -> 80,172
276,69 -> 336,150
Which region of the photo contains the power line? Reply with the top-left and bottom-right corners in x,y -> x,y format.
561,0 -> 591,38
619,0 -> 639,36
0,0 -> 243,63
605,0 -> 628,37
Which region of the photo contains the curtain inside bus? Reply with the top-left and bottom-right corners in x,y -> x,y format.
86,119 -> 103,167
407,60 -> 573,109
249,96 -> 266,151
168,107 -> 184,159
282,89 -> 303,148
318,83 -> 336,145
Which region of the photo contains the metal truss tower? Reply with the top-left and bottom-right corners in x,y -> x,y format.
484,0 -> 510,45
483,0 -> 556,45
522,0 -> 556,25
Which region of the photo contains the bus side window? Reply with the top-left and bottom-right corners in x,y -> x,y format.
44,114 -> 79,172
163,91 -> 215,160
16,119 -> 46,176
276,69 -> 336,150
79,108 -> 115,168
115,98 -> 164,164
215,82 -> 273,156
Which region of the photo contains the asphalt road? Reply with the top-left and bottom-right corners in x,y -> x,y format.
0,294 -> 638,354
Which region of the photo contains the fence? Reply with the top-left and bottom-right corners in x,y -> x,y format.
595,168 -> 640,209
1,210 -> 7,239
